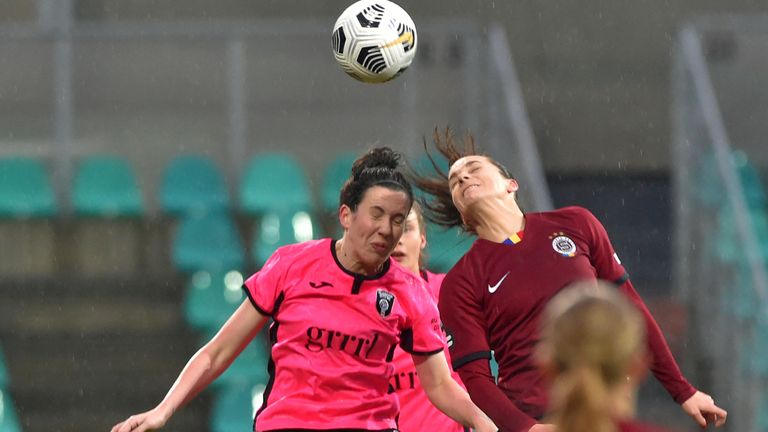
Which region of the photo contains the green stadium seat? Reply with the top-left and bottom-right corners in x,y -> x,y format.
741,319 -> 768,379
204,328 -> 270,390
183,270 -> 245,332
172,213 -> 245,273
425,223 -> 474,272
0,388 -> 22,432
410,152 -> 450,177
694,150 -> 766,211
410,153 -> 450,203
160,155 -> 230,217
320,152 -> 356,214
0,157 -> 57,218
210,381 -> 267,432
732,151 -> 766,210
240,153 -> 312,215
72,156 -> 144,217
715,208 -> 768,264
726,261 -> 759,320
693,152 -> 722,209
253,210 -> 315,266
0,346 -> 8,389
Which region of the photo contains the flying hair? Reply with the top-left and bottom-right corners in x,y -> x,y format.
408,127 -> 515,233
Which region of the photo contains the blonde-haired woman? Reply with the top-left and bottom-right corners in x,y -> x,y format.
538,281 -> 695,432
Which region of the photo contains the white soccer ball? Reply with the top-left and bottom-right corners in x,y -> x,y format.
331,0 -> 418,83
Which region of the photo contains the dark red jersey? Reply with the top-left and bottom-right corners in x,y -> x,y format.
618,419 -> 673,432
439,206 -> 696,432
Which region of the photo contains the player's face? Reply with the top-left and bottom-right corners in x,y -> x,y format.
391,209 -> 425,274
448,155 -> 517,215
340,186 -> 411,271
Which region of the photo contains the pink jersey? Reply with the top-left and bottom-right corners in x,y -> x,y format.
242,239 -> 445,431
390,270 -> 466,432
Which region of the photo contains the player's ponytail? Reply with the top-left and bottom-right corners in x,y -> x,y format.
538,281 -> 645,432
339,146 -> 413,211
550,365 -> 613,432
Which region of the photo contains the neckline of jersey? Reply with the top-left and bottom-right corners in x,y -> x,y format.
477,213 -> 535,247
330,238 -> 392,280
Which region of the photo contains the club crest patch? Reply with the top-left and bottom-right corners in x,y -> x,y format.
376,289 -> 395,318
549,232 -> 577,257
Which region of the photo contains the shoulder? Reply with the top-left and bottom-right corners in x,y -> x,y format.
441,257 -> 480,296
387,260 -> 435,308
388,260 -> 428,291
273,238 -> 331,260
535,206 -> 596,223
530,206 -> 604,234
423,270 -> 446,300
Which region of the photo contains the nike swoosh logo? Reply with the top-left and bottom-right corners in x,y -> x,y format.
488,272 -> 510,294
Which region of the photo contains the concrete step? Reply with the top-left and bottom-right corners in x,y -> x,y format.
16,397 -> 211,432
0,298 -> 187,337
0,275 -> 186,303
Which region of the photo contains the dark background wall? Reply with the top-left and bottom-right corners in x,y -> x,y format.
0,0 -> 756,173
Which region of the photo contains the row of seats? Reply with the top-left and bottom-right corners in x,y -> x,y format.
0,151 -> 451,219
172,211 -> 473,275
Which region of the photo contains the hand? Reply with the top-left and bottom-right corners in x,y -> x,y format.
681,390 -> 727,428
110,408 -> 170,432
528,424 -> 556,432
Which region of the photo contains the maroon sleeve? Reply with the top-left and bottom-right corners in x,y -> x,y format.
619,279 -> 697,404
581,207 -> 697,404
439,269 -> 537,432
457,359 -> 537,432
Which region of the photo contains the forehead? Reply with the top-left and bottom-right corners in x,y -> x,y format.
359,186 -> 411,211
449,155 -> 491,176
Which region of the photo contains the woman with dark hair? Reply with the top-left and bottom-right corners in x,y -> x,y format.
111,147 -> 497,432
389,201 -> 467,432
410,129 -> 727,432
537,280 -> 671,432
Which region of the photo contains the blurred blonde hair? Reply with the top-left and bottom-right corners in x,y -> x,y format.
537,280 -> 646,432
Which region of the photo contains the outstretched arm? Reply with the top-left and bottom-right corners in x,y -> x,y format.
111,300 -> 269,432
457,358 -> 548,432
413,351 -> 498,432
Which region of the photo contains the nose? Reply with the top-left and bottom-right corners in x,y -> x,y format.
378,219 -> 393,238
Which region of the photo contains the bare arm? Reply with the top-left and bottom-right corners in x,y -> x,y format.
111,300 -> 269,432
413,351 -> 497,432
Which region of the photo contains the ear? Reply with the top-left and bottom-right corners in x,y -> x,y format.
339,204 -> 352,231
507,178 -> 519,194
419,232 -> 427,251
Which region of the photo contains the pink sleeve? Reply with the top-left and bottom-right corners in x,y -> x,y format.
400,277 -> 445,355
242,247 -> 288,316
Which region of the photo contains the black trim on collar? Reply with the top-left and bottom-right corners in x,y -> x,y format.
614,272 -> 630,286
420,269 -> 429,282
330,239 -> 391,294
